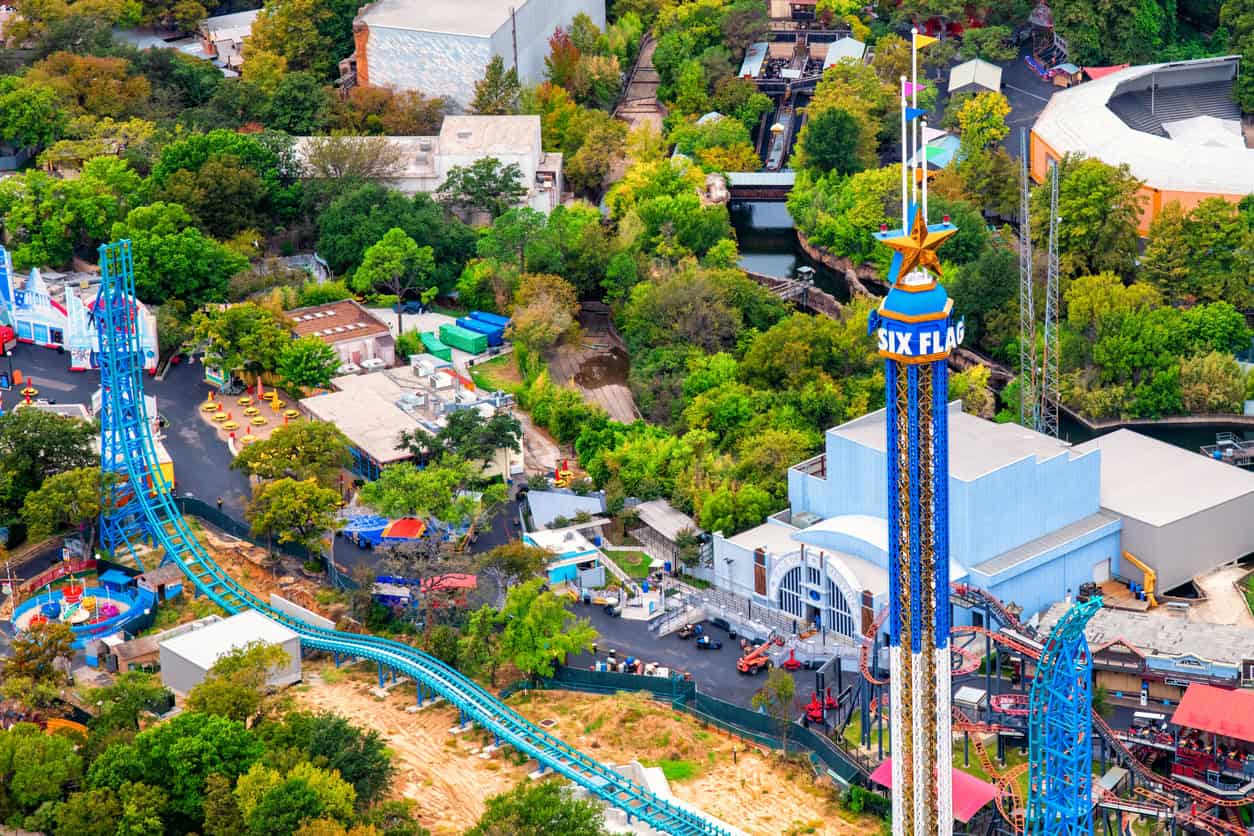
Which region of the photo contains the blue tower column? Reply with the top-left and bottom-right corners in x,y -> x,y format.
872,203 -> 962,836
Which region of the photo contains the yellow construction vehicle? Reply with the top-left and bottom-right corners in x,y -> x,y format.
1121,551 -> 1157,607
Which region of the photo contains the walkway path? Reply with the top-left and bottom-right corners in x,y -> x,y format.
1189,564 -> 1254,628
615,35 -> 664,134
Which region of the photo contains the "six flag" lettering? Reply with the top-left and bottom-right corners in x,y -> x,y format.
876,321 -> 965,357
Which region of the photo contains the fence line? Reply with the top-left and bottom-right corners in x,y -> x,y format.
501,666 -> 873,787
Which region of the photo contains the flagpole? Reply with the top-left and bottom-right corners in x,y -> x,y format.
900,75 -> 908,232
910,28 -> 920,210
922,117 -> 929,222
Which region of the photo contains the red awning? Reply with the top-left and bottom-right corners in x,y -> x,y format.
1083,64 -> 1129,80
1172,684 -> 1254,744
381,517 -> 426,540
870,759 -> 999,823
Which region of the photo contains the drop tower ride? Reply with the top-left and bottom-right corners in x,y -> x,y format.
866,28 -> 963,836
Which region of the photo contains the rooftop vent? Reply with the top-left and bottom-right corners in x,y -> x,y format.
457,129 -> 472,140
418,139 -> 432,151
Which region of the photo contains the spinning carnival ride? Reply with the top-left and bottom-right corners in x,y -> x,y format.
92,241 -> 735,836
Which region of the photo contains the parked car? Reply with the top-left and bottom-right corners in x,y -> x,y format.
695,635 -> 722,650
677,623 -> 703,639
393,300 -> 423,314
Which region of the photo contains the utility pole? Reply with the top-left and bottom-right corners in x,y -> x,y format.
1039,161 -> 1061,438
1018,127 -> 1037,431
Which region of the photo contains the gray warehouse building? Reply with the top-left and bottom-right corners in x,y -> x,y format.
347,0 -> 606,107
1076,429 -> 1254,594
158,609 -> 301,696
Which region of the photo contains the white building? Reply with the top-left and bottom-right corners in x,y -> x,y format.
293,116 -> 563,214
346,0 -> 605,106
158,609 -> 301,696
197,9 -> 260,72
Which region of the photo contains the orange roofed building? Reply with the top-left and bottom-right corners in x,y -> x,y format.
1030,55 -> 1253,234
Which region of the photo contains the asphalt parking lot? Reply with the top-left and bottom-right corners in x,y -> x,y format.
566,603 -> 815,707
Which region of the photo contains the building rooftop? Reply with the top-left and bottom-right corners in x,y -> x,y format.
728,520 -> 803,557
972,511 -> 1120,577
948,58 -> 1002,94
438,115 -> 541,158
199,8 -> 259,41
1073,430 -> 1254,527
527,490 -> 606,529
1172,684 -> 1254,742
288,300 -> 391,343
1037,601 -> 1254,666
633,498 -> 699,542
833,403 -> 1082,481
526,524 -> 604,558
822,37 -> 865,69
356,0 -> 518,37
1032,55 -> 1253,195
159,609 -> 297,671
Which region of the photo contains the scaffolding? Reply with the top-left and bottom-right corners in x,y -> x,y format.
1038,162 -> 1060,438
1018,128 -> 1037,430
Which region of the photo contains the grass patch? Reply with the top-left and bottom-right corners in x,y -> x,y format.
608,550 -> 653,579
320,666 -> 345,684
641,758 -> 700,782
1243,574 -> 1254,618
584,716 -> 606,734
680,574 -> 711,589
468,354 -> 522,394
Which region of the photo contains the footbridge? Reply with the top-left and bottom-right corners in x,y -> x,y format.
92,241 -> 738,836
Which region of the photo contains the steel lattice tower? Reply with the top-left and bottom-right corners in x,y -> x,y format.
97,241 -> 166,567
1027,596 -> 1102,834
867,34 -> 963,832
1038,163 -> 1060,438
1018,128 -> 1037,430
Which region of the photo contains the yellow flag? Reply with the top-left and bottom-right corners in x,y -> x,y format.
914,33 -> 939,48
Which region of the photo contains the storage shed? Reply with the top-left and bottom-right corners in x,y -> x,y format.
158,609 -> 301,695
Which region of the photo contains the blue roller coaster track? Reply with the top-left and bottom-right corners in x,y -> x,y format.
93,241 -> 733,836
1026,595 -> 1102,835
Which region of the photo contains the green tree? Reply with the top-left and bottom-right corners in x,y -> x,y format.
0,408 -> 95,515
359,459 -> 478,522
0,156 -> 141,269
436,157 -> 528,220
21,467 -> 113,552
467,777 -> 607,836
155,153 -> 267,239
472,55 -> 521,115
203,773 -> 244,836
248,0 -> 335,78
236,761 -> 355,836
751,667 -> 796,751
1033,155 -> 1144,278
277,336 -> 340,393
113,201 -> 249,304
0,77 -> 65,149
805,60 -> 892,170
1140,201 -> 1191,295
84,672 -> 172,735
956,91 -> 1011,157
1180,197 -> 1253,307
186,641 -> 292,723
52,786 -> 123,836
231,421 -> 352,486
0,723 -> 83,821
1180,351 -> 1246,413
457,605 -> 505,685
500,579 -> 597,678
949,245 -> 1018,352
698,482 -> 775,534
958,25 -> 1017,61
247,477 -> 341,557
399,408 -> 522,469
87,713 -> 264,823
0,622 -> 74,683
507,272 -> 580,359
265,71 -> 334,134
478,542 -> 550,586
192,302 -> 290,378
255,712 -> 394,808
351,227 -> 436,332
798,107 -> 863,176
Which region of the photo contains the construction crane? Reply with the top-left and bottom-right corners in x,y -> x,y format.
1121,551 -> 1158,608
1018,128 -> 1037,430
1038,161 -> 1060,438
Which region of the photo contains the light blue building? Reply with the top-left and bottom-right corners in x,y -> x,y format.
712,403 -> 1124,638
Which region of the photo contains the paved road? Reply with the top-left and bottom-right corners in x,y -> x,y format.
1,344 -> 520,577
998,47 -> 1059,160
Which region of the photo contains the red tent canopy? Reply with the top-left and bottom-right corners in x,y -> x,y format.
869,759 -> 999,823
1083,64 -> 1129,80
1172,684 -> 1254,744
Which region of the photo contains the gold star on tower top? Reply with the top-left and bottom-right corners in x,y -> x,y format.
880,204 -> 957,283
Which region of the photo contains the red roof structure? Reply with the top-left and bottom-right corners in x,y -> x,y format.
381,518 -> 426,540
419,573 -> 478,593
1083,64 -> 1130,80
869,759 -> 999,823
1172,684 -> 1254,744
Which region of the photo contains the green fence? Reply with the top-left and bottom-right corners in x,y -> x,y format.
503,666 -> 871,787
